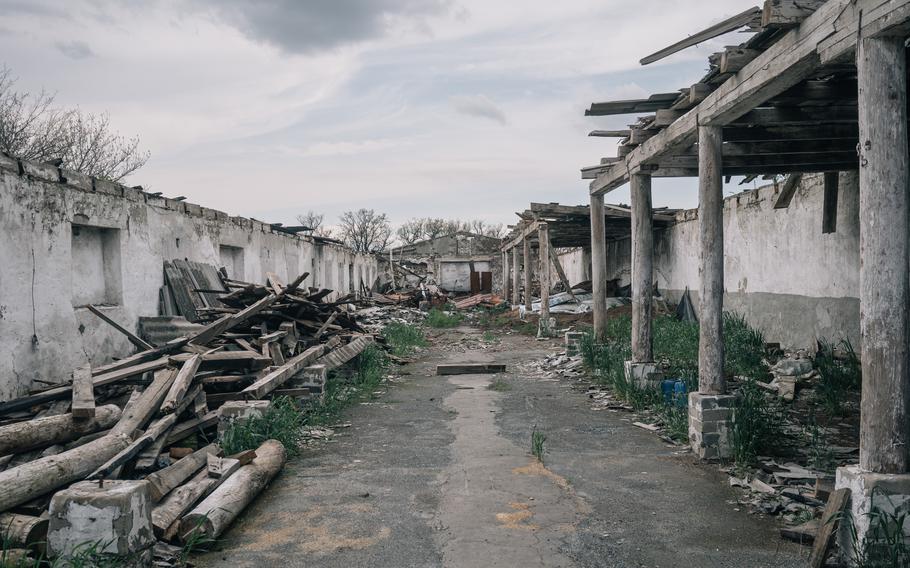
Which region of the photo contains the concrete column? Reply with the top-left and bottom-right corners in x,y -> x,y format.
502,250 -> 511,300
697,125 -> 725,395
590,193 -> 608,341
689,124 -> 734,461
630,173 -> 654,363
523,237 -> 532,311
511,246 -> 521,306
538,223 -> 551,337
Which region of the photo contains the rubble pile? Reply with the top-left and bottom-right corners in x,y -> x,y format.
0,268 -> 374,565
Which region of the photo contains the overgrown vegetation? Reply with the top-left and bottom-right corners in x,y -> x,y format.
580,312 -> 776,454
302,344 -> 390,427
0,540 -> 133,568
839,491 -> 910,568
730,378 -> 784,465
425,308 -> 463,328
815,337 -> 861,416
381,322 -> 427,356
221,396 -> 304,456
531,426 -> 546,462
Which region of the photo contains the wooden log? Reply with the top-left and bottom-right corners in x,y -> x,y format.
206,454 -> 240,479
151,469 -> 218,538
436,364 -> 506,375
161,355 -> 202,414
146,444 -> 221,502
0,513 -> 48,551
169,350 -> 272,371
537,223 -> 551,336
179,439 -> 287,542
547,240 -> 577,303
697,125 -> 726,394
522,237 -> 532,311
111,367 -> 178,438
87,414 -> 177,480
630,173 -> 654,363
71,365 -> 95,419
243,344 -> 328,400
510,245 -> 520,306
590,193 -> 608,341
0,405 -> 121,456
0,433 -> 131,512
857,36 -> 910,473
85,304 -> 154,350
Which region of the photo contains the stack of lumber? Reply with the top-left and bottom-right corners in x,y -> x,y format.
0,270 -> 373,562
453,293 -> 505,310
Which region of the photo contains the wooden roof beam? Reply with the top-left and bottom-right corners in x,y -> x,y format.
639,6 -> 762,65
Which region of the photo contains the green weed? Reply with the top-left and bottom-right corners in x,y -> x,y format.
731,378 -> 784,465
302,345 -> 389,427
723,312 -> 768,380
839,490 -> 910,567
482,331 -> 498,343
816,337 -> 861,416
426,308 -> 463,328
220,396 -> 304,456
381,323 -> 427,356
531,426 -> 547,462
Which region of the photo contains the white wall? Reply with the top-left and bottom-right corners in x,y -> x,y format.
0,158 -> 377,400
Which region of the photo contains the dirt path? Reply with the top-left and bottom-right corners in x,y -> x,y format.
195,326 -> 806,567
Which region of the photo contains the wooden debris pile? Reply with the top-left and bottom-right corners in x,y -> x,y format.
0,269 -> 373,564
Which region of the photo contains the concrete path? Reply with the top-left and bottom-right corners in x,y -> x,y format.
196,327 -> 806,567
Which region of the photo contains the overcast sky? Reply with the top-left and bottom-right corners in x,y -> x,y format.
0,0 -> 760,229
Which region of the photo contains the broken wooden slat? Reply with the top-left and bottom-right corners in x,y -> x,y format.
639,6 -> 762,65
206,454 -> 241,479
71,364 -> 95,419
822,171 -> 839,234
85,305 -> 154,350
169,350 -> 272,371
773,173 -> 803,209
242,344 -> 327,400
160,355 -> 202,414
164,411 -> 219,445
808,487 -> 850,568
146,444 -> 221,502
314,336 -> 373,371
111,367 -> 178,438
762,0 -> 827,28
436,363 -> 506,376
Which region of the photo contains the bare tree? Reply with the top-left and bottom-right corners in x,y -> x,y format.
0,66 -> 148,181
295,210 -> 324,231
338,208 -> 392,254
462,219 -> 505,239
396,218 -> 425,245
422,218 -> 461,240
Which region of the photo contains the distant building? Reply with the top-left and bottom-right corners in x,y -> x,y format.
386,231 -> 503,293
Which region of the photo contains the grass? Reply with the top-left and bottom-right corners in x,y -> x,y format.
730,378 -> 784,466
531,426 -> 546,462
381,322 -> 427,356
580,312 -> 773,452
425,308 -> 463,328
839,490 -> 910,568
302,344 -> 389,427
487,377 -> 511,392
815,337 -> 861,416
0,540 -> 135,568
482,330 -> 498,343
221,396 -> 304,456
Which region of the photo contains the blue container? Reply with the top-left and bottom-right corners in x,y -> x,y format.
660,379 -> 676,405
672,380 -> 688,408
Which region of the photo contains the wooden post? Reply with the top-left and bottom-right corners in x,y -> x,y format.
538,223 -> 551,334
630,173 -> 654,362
698,125 -> 725,394
822,171 -> 839,234
590,193 -> 608,341
502,250 -> 511,300
522,237 -> 532,311
511,246 -> 520,306
857,35 -> 910,474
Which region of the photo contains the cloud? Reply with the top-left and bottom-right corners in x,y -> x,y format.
191,0 -> 454,54
450,94 -> 507,125
54,40 -> 94,59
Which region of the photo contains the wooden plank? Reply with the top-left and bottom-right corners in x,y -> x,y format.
808,488 -> 850,568
85,305 -> 154,350
146,444 -> 221,502
111,367 -> 178,438
160,355 -> 202,414
164,411 -> 219,445
762,0 -> 827,28
314,336 -> 373,371
586,93 -> 681,116
588,130 -> 631,138
822,171 -> 839,234
71,364 -> 95,419
169,350 -> 272,371
164,261 -> 199,322
640,6 -> 762,65
436,364 -> 506,375
719,47 -> 762,74
242,344 -> 328,400
773,173 -> 803,208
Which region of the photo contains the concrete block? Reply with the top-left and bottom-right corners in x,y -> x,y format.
0,153 -> 19,174
48,480 -> 154,564
145,194 -> 166,208
217,400 -> 271,435
163,198 -> 184,213
201,207 -> 218,220
302,364 -> 327,386
565,331 -> 584,356
835,466 -> 910,565
21,160 -> 61,183
94,179 -> 124,197
184,202 -> 202,217
122,186 -> 143,202
61,169 -> 93,192
624,361 -> 663,389
688,393 -> 735,459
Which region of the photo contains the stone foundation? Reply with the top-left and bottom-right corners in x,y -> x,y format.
688,393 -> 735,459
835,465 -> 910,565
48,480 -> 154,566
624,361 -> 663,389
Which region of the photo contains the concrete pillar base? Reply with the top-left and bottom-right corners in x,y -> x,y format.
48,480 -> 154,566
218,400 -> 271,435
835,465 -> 910,565
624,361 -> 663,389
565,332 -> 584,356
688,393 -> 735,459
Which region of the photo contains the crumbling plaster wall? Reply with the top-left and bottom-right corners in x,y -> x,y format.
0,157 -> 377,401
605,173 -> 860,350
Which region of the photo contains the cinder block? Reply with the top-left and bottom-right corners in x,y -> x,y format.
218,400 -> 271,435
48,480 -> 154,565
565,331 -> 584,355
61,169 -> 93,192
836,466 -> 910,565
688,392 -> 735,459
21,160 -> 61,183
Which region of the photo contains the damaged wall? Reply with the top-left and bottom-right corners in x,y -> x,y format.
0,157 -> 377,401
604,173 -> 860,350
